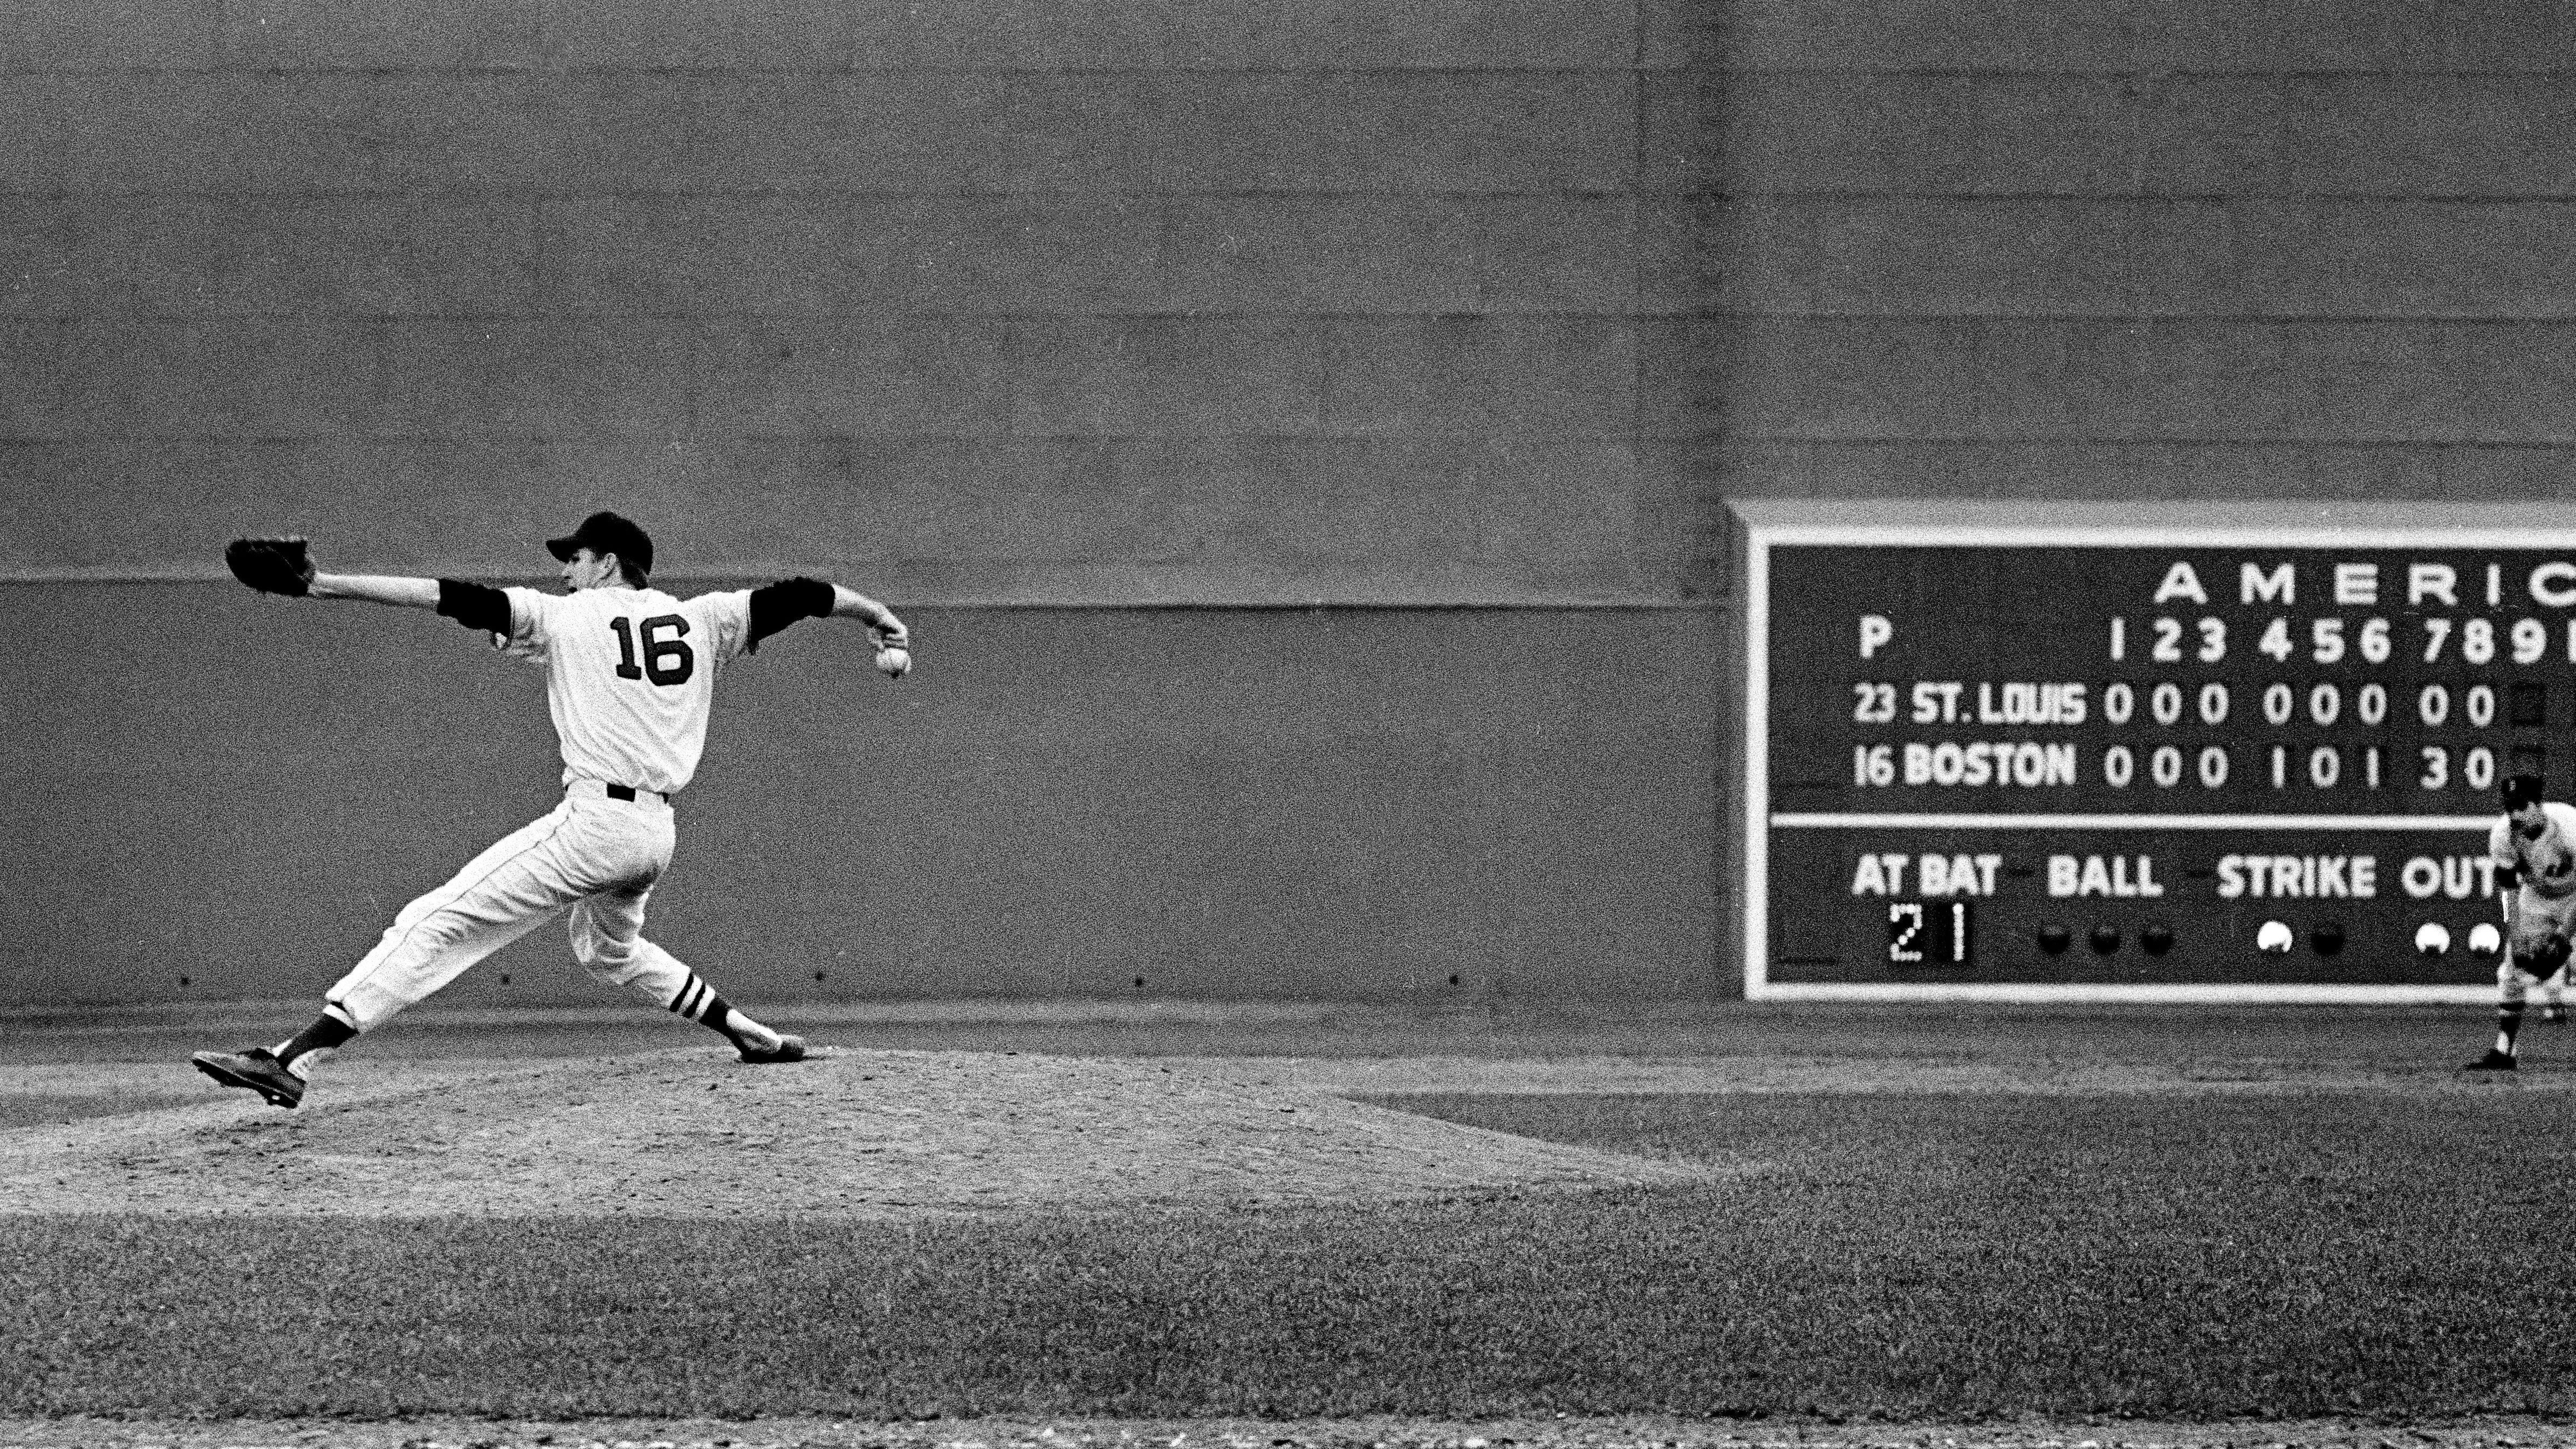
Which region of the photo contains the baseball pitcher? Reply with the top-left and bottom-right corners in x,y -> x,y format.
191,512 -> 911,1108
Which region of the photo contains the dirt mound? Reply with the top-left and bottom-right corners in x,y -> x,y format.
0,1047 -> 1711,1218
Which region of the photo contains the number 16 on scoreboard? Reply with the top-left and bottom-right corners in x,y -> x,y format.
1888,901 -> 1972,966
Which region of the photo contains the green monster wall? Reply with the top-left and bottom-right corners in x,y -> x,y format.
0,589 -> 1719,1006
2,1 -> 1722,1006
18,1 -> 2559,1005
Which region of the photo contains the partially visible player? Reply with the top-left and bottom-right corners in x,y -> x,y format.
2468,773 -> 2576,1071
190,512 -> 911,1108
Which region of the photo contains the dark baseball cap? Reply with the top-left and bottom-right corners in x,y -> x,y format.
2505,773 -> 2547,811
546,511 -> 653,579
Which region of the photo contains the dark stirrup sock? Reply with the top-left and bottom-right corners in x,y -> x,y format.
272,1006 -> 359,1077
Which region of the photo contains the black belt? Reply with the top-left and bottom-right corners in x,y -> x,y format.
605,784 -> 668,802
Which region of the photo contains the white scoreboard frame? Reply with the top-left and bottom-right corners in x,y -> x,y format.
1736,499 -> 2576,1005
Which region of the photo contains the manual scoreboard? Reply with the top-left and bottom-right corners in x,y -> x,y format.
1738,502 -> 2576,1001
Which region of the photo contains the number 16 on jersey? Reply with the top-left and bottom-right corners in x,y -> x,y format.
1888,901 -> 1972,967
609,614 -> 696,685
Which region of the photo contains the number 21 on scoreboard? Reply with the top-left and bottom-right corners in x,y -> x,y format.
1888,901 -> 1972,966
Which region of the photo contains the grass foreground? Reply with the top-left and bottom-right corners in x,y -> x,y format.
10,1087 -> 2576,1424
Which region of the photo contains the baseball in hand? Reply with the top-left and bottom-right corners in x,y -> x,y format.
874,644 -> 912,678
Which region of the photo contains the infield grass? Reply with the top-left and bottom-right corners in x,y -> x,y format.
9,1085 -> 2576,1424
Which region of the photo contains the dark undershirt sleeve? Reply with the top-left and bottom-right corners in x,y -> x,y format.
745,576 -> 835,654
436,579 -> 512,635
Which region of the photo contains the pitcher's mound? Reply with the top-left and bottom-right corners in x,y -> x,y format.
0,1048 -> 1711,1218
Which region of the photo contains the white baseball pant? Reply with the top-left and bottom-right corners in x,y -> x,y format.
326,781 -> 694,1031
2498,886 -> 2576,1002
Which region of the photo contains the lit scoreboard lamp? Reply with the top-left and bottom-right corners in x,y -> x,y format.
1735,502 -> 2576,1002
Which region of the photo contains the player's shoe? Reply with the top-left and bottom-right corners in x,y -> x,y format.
2464,1048 -> 2520,1072
190,1047 -> 305,1108
2544,1005 -> 2568,1025
737,1033 -> 807,1065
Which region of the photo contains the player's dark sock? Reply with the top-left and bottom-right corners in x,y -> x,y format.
669,974 -> 749,1042
668,973 -> 787,1051
699,996 -> 744,1040
2497,1002 -> 2526,1058
270,1007 -> 359,1079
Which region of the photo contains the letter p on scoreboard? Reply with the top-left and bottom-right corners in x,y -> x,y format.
1731,499 -> 2576,1004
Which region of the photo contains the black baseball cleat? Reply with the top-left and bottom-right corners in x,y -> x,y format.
191,1047 -> 305,1108
2545,1006 -> 2568,1025
2464,1049 -> 2520,1072
737,1033 -> 807,1065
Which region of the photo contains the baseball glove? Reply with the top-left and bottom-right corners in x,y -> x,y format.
224,537 -> 316,597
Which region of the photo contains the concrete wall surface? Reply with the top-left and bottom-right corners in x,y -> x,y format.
0,586 -> 1721,1008
1717,0 -> 2576,502
1,1 -> 1726,1006
3,0 -> 1720,606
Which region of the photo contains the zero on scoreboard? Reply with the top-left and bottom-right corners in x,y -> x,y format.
1732,500 -> 2576,1004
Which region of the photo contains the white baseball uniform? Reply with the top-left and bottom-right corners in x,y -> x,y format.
2491,803 -> 2576,933
2489,801 -> 2576,1001
326,583 -> 758,1030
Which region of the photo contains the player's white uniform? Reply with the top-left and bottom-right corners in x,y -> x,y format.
326,584 -> 756,1029
2489,801 -> 2576,992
